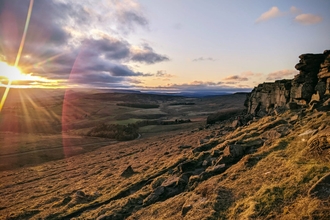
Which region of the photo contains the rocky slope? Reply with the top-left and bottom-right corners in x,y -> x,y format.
246,50 -> 330,116
1,51 -> 330,220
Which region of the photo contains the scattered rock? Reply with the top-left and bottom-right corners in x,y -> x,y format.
143,186 -> 165,205
299,129 -> 318,138
223,144 -> 244,158
308,173 -> 330,200
179,145 -> 191,149
318,123 -> 326,131
198,139 -> 209,145
120,165 -> 135,177
181,204 -> 193,216
307,128 -> 330,160
216,144 -> 244,165
192,140 -> 219,153
211,149 -> 222,157
205,164 -> 226,174
241,138 -> 264,148
290,115 -> 299,122
262,130 -> 281,140
177,161 -> 199,173
232,120 -> 240,128
188,175 -> 200,186
144,176 -> 188,206
200,164 -> 226,181
97,213 -> 123,220
75,190 -> 86,199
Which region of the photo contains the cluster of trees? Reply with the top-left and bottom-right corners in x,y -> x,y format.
116,103 -> 159,109
169,102 -> 195,106
206,109 -> 242,124
87,123 -> 139,141
135,119 -> 191,127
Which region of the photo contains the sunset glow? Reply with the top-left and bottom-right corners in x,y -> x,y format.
0,61 -> 59,88
0,61 -> 24,82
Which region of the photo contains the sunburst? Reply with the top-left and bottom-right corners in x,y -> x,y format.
0,61 -> 24,82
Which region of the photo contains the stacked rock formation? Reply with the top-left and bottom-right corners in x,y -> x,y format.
318,50 -> 330,96
246,50 -> 330,116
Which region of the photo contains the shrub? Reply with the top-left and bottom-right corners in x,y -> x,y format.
206,109 -> 242,124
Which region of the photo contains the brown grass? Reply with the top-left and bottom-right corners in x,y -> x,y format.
1,90 -> 330,219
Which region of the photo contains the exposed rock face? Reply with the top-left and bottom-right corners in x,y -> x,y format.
291,53 -> 326,104
318,50 -> 330,96
246,80 -> 291,116
246,50 -> 330,115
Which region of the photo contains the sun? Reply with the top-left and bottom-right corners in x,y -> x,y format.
0,61 -> 24,82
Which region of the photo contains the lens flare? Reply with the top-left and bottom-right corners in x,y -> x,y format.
0,0 -> 34,113
0,61 -> 23,82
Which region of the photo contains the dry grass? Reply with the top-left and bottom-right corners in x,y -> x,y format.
1,89 -> 330,219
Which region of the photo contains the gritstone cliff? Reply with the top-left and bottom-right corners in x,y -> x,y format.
246,50 -> 330,116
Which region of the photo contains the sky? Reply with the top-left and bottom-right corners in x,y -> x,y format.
0,0 -> 329,93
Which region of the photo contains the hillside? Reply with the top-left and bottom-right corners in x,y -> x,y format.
0,51 -> 330,219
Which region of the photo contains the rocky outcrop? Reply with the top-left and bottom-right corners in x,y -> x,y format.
245,80 -> 292,116
318,50 -> 330,96
290,51 -> 330,105
246,50 -> 330,115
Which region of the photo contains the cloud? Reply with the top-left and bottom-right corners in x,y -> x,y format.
143,81 -> 252,93
131,44 -> 169,64
83,37 -> 130,60
0,0 -> 168,88
295,14 -> 323,25
266,69 -> 298,80
290,6 -> 301,14
192,57 -> 216,62
223,75 -> 249,82
256,6 -> 323,25
240,71 -> 255,77
155,70 -> 175,78
109,0 -> 149,34
256,6 -> 282,23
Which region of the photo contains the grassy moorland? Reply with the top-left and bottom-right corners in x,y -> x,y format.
0,88 -> 330,219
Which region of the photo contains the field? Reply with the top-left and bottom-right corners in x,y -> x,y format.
0,88 -> 246,171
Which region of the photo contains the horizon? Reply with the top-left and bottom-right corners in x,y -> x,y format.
0,0 -> 329,93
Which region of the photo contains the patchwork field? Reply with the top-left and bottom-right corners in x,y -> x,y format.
0,88 -> 247,171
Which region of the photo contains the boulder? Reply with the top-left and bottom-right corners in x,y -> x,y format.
144,175 -> 188,206
261,130 -> 281,140
181,204 -> 193,216
200,164 -> 226,180
120,165 -> 135,177
307,128 -> 330,159
232,120 -> 240,128
308,173 -> 330,200
178,145 -> 191,149
216,144 -> 244,165
178,161 -> 198,173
